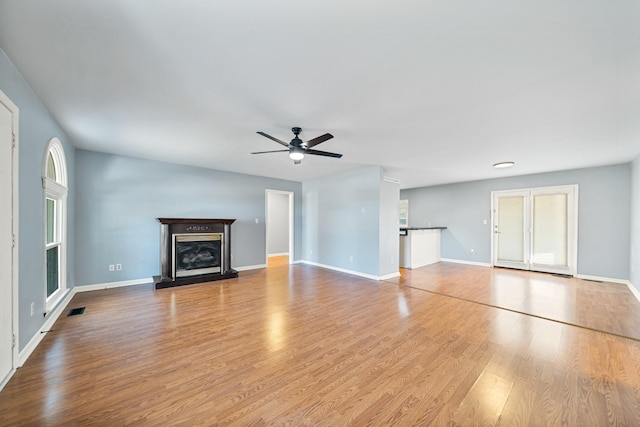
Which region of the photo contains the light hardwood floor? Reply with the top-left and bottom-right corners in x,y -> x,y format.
1,261 -> 640,425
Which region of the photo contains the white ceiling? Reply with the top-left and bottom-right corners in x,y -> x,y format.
1,0 -> 639,189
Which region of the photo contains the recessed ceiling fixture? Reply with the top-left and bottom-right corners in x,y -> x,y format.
493,161 -> 515,169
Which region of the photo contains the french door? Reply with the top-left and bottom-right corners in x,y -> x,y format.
492,185 -> 577,275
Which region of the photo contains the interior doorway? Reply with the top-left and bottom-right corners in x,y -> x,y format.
266,190 -> 294,267
492,185 -> 578,276
0,89 -> 19,391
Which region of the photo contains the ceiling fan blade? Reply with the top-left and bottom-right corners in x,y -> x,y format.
305,148 -> 342,158
257,131 -> 290,148
251,149 -> 290,154
305,133 -> 334,148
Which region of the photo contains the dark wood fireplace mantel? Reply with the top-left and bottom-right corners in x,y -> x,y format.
153,218 -> 239,289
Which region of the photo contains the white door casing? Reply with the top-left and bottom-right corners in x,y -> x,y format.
492,185 -> 578,276
265,189 -> 294,264
0,89 -> 18,390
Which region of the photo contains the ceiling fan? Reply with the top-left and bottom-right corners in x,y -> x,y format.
252,127 -> 342,165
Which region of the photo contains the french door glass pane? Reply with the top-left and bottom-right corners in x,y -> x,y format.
497,196 -> 524,262
532,193 -> 568,266
46,245 -> 59,297
46,198 -> 55,244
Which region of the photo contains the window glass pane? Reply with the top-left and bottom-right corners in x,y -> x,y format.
46,246 -> 59,297
46,198 -> 56,244
532,193 -> 568,266
46,152 -> 57,181
497,196 -> 524,262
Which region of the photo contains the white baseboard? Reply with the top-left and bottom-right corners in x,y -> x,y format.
301,260 -> 398,281
18,278 -> 151,368
626,281 -> 640,303
234,264 -> 267,271
380,272 -> 401,280
75,277 -> 152,292
440,258 -> 492,268
18,287 -> 77,367
576,275 -> 640,303
267,253 -> 289,257
0,367 -> 14,392
575,274 -> 629,285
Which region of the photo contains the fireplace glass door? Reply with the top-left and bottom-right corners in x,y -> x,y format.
173,233 -> 222,278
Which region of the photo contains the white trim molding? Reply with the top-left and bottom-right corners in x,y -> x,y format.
18,288 -> 75,367
575,276 -> 640,303
235,264 -> 267,272
575,274 -> 630,285
75,278 -> 153,292
626,281 -> 640,304
440,258 -> 493,268
302,260 -> 399,281
0,88 -> 20,392
18,278 -> 153,368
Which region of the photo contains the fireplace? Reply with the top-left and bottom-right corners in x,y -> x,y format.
174,233 -> 222,277
154,218 -> 238,289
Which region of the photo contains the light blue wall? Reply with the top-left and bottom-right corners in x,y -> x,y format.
303,166 -> 382,276
401,164 -> 631,280
267,192 -> 290,255
75,150 -> 302,285
0,49 -> 76,350
631,155 -> 640,293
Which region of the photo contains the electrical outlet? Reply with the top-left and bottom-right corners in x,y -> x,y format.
31,302 -> 35,316
483,219 -> 488,225
255,218 -> 259,224
349,255 -> 353,262
309,249 -> 313,255
109,264 -> 115,272
116,263 -> 122,271
470,249 -> 476,255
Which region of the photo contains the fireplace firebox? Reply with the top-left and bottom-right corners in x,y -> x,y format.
153,218 -> 238,289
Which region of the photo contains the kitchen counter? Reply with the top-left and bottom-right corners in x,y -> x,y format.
399,227 -> 446,269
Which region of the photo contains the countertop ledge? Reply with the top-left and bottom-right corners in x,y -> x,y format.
400,226 -> 447,230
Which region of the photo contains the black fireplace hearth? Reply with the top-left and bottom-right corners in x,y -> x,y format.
153,218 -> 238,289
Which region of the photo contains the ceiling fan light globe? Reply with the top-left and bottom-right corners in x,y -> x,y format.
289,151 -> 304,161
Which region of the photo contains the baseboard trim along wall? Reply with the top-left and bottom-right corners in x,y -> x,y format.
575,274 -> 629,285
18,288 -> 76,367
234,264 -> 267,271
302,260 -> 400,281
75,277 -> 153,292
18,278 -> 154,367
440,258 -> 493,268
267,253 -> 289,257
627,281 -> 640,304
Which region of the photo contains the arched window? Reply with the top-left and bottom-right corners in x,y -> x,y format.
43,138 -> 67,312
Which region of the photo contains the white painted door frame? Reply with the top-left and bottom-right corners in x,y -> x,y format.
265,189 -> 294,265
0,89 -> 19,391
491,185 -> 578,276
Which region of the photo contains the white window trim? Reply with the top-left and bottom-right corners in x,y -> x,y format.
42,138 -> 68,313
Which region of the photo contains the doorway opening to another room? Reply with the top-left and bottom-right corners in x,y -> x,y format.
266,190 -> 294,267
